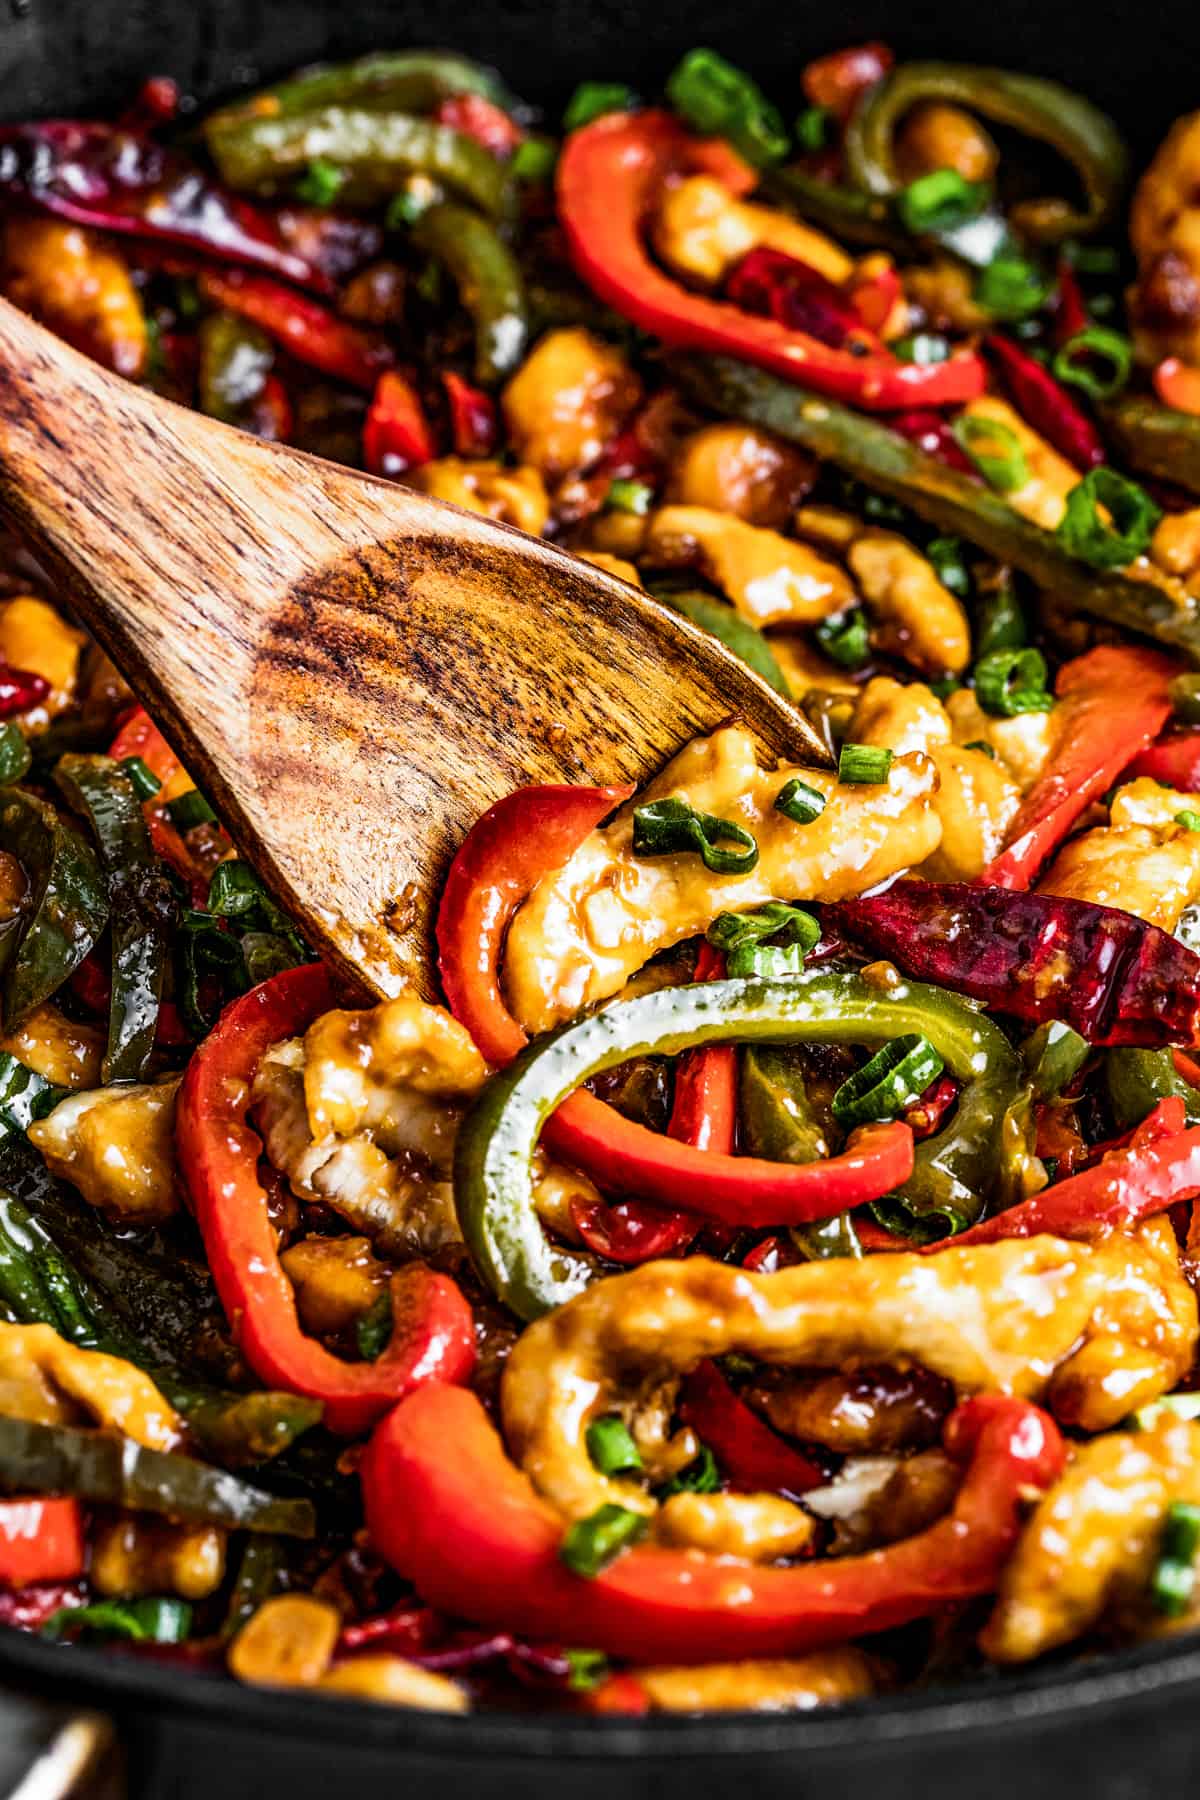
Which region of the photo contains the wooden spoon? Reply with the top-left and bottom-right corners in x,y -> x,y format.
0,297 -> 827,998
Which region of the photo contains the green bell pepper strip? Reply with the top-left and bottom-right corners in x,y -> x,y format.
671,354 -> 1200,663
740,1045 -> 830,1165
222,1535 -> 287,1639
843,62 -> 1128,241
0,788 -> 109,1028
0,1415 -> 315,1536
204,49 -> 513,137
197,310 -> 274,423
1100,395 -> 1200,498
1023,1021 -> 1091,1101
649,587 -> 792,696
409,201 -> 528,384
53,755 -> 177,1083
763,165 -> 907,251
206,106 -> 511,217
454,971 -> 1020,1319
1106,1048 -> 1200,1131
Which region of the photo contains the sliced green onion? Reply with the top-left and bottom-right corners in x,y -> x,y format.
119,754 -> 162,801
795,106 -> 830,152
814,606 -> 871,668
892,332 -> 951,366
632,798 -> 758,875
566,1648 -> 611,1692
973,647 -> 1054,717
563,82 -> 639,132
560,1503 -> 647,1578
655,1444 -> 721,1499
1055,466 -> 1162,570
952,415 -> 1029,494
293,157 -> 345,207
44,1596 -> 193,1644
895,170 -> 989,236
708,901 -> 820,958
963,739 -> 996,759
166,788 -> 217,830
837,743 -> 893,785
605,477 -> 653,516
1177,811 -> 1200,833
926,536 -> 970,597
974,578 -> 1027,655
727,941 -> 808,978
773,778 -> 827,825
1150,1501 -> 1200,1618
1170,674 -> 1200,726
355,1293 -> 392,1361
586,1415 -> 643,1476
665,48 -> 788,167
831,1034 -> 944,1128
510,137 -> 557,184
973,255 -> 1052,322
1052,327 -> 1133,401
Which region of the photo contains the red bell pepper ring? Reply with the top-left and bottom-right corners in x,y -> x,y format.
363,371 -> 437,476
556,112 -> 985,412
982,645 -> 1177,890
443,371 -> 498,458
197,269 -> 394,391
176,963 -> 476,1436
0,120 -> 331,293
362,1384 -> 1062,1664
0,1498 -> 85,1588
679,1360 -> 822,1497
986,333 -> 1105,472
834,878 -> 1200,1047
1129,730 -> 1200,790
888,409 -> 977,475
1154,357 -> 1200,417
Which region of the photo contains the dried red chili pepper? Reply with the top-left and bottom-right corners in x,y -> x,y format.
986,333 -> 1105,471
888,409 -> 977,474
443,370 -> 497,458
570,1196 -> 699,1263
0,120 -> 330,292
833,879 -> 1200,1047
678,1359 -> 822,1496
197,270 -> 394,391
0,664 -> 50,719
1054,261 -> 1090,345
725,247 -> 873,352
433,94 -> 524,157
906,1073 -> 959,1140
802,43 -> 894,118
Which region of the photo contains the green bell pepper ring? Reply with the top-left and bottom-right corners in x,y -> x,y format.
0,788 -> 109,1028
843,62 -> 1127,241
454,971 -> 1020,1319
410,201 -> 528,384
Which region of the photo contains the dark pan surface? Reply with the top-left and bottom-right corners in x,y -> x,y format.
0,1 -> 1198,1792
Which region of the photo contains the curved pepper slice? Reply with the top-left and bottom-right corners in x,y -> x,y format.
982,645 -> 1176,890
556,111 -> 985,411
1129,730 -> 1200,790
679,1360 -> 822,1497
197,270 -> 395,391
176,963 -> 476,1436
0,1496 -> 84,1588
986,334 -> 1105,472
362,1384 -> 1063,1664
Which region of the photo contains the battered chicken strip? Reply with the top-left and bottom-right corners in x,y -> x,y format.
628,1647 -> 876,1713
501,1232 -> 1195,1527
503,724 -> 941,1032
643,505 -> 856,628
1130,112 -> 1200,367
983,1412 -> 1200,1663
1039,776 -> 1200,929
29,1077 -> 181,1223
0,1322 -> 183,1451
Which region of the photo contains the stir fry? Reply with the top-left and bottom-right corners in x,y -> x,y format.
6,41 -> 1200,1719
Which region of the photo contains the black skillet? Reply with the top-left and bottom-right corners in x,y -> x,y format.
1,0 -> 1198,1792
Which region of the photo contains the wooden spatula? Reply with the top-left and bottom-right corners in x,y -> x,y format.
0,297 -> 827,998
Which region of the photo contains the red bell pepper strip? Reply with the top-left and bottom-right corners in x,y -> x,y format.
0,665 -> 50,719
433,94 -> 523,157
834,878 -> 1200,1047
667,943 -> 737,1154
176,963 -> 476,1435
556,112 -> 985,412
888,409 -> 977,474
197,270 -> 394,391
0,120 -> 331,293
1154,357 -> 1200,417
71,952 -> 192,1047
363,371 -> 437,476
986,333 -> 1105,471
982,645 -> 1177,890
678,1360 -> 822,1497
0,1498 -> 85,1588
1129,730 -> 1200,790
443,371 -> 498,458
725,247 -> 879,353
108,706 -> 212,900
951,1098 -> 1200,1246
362,1384 -> 1062,1663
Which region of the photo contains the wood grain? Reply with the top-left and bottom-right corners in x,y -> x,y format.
0,297 -> 828,996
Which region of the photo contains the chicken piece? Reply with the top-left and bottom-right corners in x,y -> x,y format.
945,688 -> 1057,791
954,397 -> 1081,531
895,102 -> 998,184
827,1450 -> 962,1554
904,259 -> 990,333
631,1647 -> 876,1713
746,1362 -> 953,1454
408,457 -> 549,535
316,1656 -> 468,1711
982,1413 -> 1200,1662
0,1322 -> 183,1450
229,1594 -> 467,1711
1038,776 -> 1200,929
29,1078 -> 181,1223
1130,112 -> 1200,366
3,217 -> 147,378
503,724 -> 942,1031
847,531 -> 971,675
652,175 -> 854,288
849,677 -> 1022,881
1150,507 -> 1200,589
642,506 -> 855,628
0,595 -> 87,729
666,424 -> 814,529
654,1490 -> 816,1560
91,1516 -> 227,1601
279,1235 -> 391,1337
0,1002 -> 103,1088
501,1231 -> 1195,1525
576,551 -> 642,586
501,328 -> 641,479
